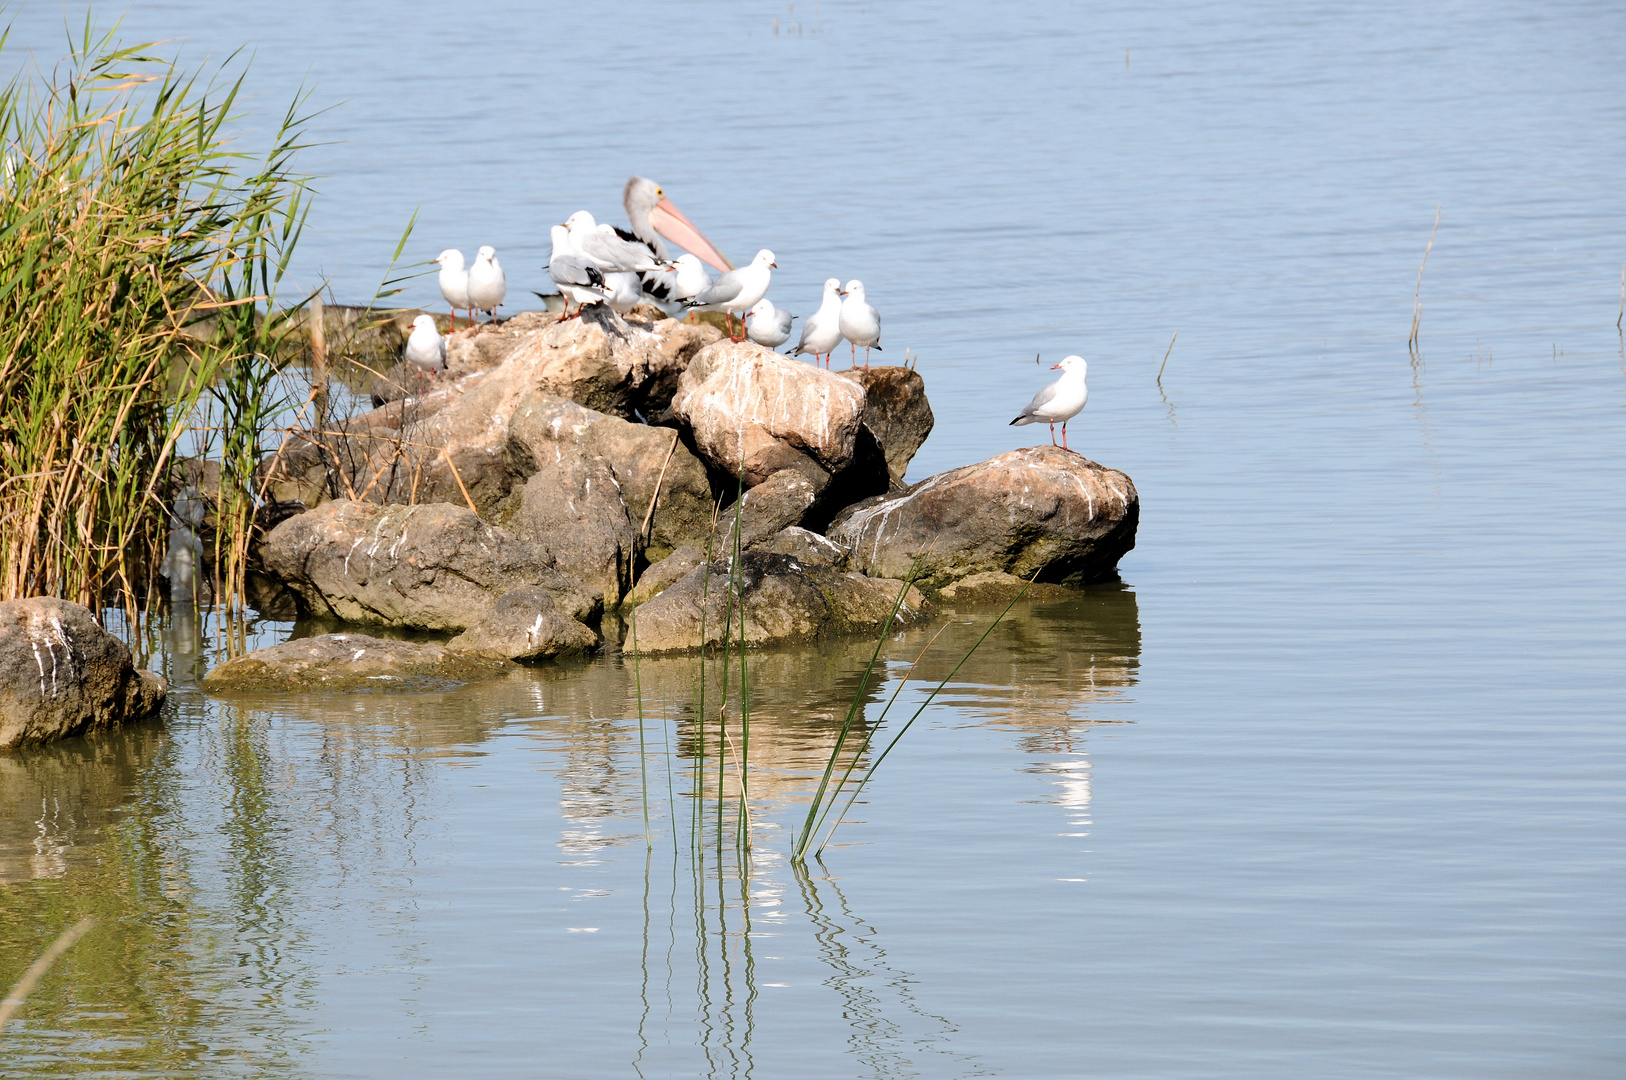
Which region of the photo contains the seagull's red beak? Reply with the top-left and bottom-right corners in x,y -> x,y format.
1050,363 -> 1064,370
649,197 -> 733,272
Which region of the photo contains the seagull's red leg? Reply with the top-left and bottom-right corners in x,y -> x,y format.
1049,423 -> 1057,446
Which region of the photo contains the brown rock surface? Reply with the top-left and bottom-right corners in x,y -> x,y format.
202,633 -> 511,693
259,500 -> 600,631
836,366 -> 935,487
829,446 -> 1138,590
446,587 -> 600,661
509,456 -> 638,605
0,598 -> 166,750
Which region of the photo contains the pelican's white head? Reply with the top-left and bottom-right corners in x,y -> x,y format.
1050,354 -> 1087,376
843,279 -> 865,301
434,249 -> 465,269
624,176 -> 662,217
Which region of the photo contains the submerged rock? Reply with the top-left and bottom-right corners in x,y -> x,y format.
446,587 -> 600,662
829,446 -> 1138,590
259,500 -> 601,631
836,366 -> 934,487
627,550 -> 931,654
202,633 -> 512,693
0,598 -> 167,750
670,340 -> 868,486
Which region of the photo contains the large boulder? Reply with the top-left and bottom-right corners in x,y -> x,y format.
446,587 -> 600,662
710,469 -> 818,551
670,340 -> 868,486
836,366 -> 934,487
506,392 -> 713,561
829,446 -> 1138,590
509,456 -> 638,605
627,550 -> 932,654
202,633 -> 512,693
0,598 -> 166,750
629,545 -> 705,606
260,313 -> 718,519
259,500 -> 601,631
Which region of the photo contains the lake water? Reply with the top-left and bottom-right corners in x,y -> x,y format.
2,1 -> 1623,1076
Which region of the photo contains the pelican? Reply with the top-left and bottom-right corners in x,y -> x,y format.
683,250 -> 776,342
838,279 -> 882,367
434,250 -> 469,328
790,278 -> 844,367
1010,355 -> 1089,452
619,176 -> 732,273
466,246 -> 506,322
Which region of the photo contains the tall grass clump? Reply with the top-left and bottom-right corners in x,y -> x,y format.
0,21 -> 312,613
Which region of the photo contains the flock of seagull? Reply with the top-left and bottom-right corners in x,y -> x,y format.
403,176 -> 1090,451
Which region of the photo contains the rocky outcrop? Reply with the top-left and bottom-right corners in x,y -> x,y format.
837,366 -> 934,487
509,456 -> 638,605
711,469 -> 818,551
670,341 -> 868,486
0,598 -> 167,750
202,633 -> 512,693
506,392 -> 713,562
260,313 -> 719,518
829,446 -> 1138,590
627,550 -> 931,654
259,500 -> 601,631
763,526 -> 849,568
446,587 -> 600,662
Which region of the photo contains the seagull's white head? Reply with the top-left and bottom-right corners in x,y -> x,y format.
1050,354 -> 1087,375
411,314 -> 438,334
747,299 -> 773,318
564,210 -> 597,234
549,224 -> 573,255
753,249 -> 777,269
675,253 -> 702,270
843,279 -> 865,301
475,245 -> 496,263
434,249 -> 464,269
823,277 -> 842,296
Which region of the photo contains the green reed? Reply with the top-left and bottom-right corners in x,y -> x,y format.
0,20 -> 311,614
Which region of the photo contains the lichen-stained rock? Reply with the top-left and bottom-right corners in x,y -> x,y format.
670,340 -> 869,485
710,469 -> 818,551
836,366 -> 935,487
446,587 -> 600,662
0,598 -> 166,750
507,392 -> 713,561
763,526 -> 850,569
627,550 -> 931,654
829,446 -> 1138,590
259,500 -> 601,631
202,633 -> 512,694
510,456 -> 638,605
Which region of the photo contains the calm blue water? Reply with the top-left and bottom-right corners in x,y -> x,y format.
1,1 -> 1623,1076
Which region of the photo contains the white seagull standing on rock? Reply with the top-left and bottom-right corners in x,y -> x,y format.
745,299 -> 795,348
667,254 -> 712,319
548,224 -> 609,317
790,278 -> 845,367
435,249 -> 469,328
838,279 -> 882,367
683,249 -> 776,342
466,246 -> 506,322
1010,355 -> 1089,453
403,314 -> 446,387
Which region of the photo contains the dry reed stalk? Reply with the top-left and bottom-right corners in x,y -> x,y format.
1157,331 -> 1178,386
1409,205 -> 1441,356
0,918 -> 96,1033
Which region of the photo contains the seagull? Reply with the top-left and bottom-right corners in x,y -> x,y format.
548,224 -> 609,318
683,249 -> 776,342
466,246 -> 506,322
790,278 -> 844,367
434,250 -> 469,328
1010,355 -> 1088,452
666,254 -> 713,320
838,279 -> 882,367
603,270 -> 643,314
745,299 -> 795,349
565,211 -> 667,274
404,313 -> 446,373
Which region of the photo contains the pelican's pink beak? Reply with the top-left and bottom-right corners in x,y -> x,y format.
649,197 -> 733,272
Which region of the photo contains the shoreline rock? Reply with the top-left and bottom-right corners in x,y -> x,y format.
202,633 -> 513,694
0,598 -> 167,750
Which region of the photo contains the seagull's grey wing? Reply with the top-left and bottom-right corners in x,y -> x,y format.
1013,379 -> 1060,421
773,310 -> 796,335
550,254 -> 605,289
688,269 -> 745,307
